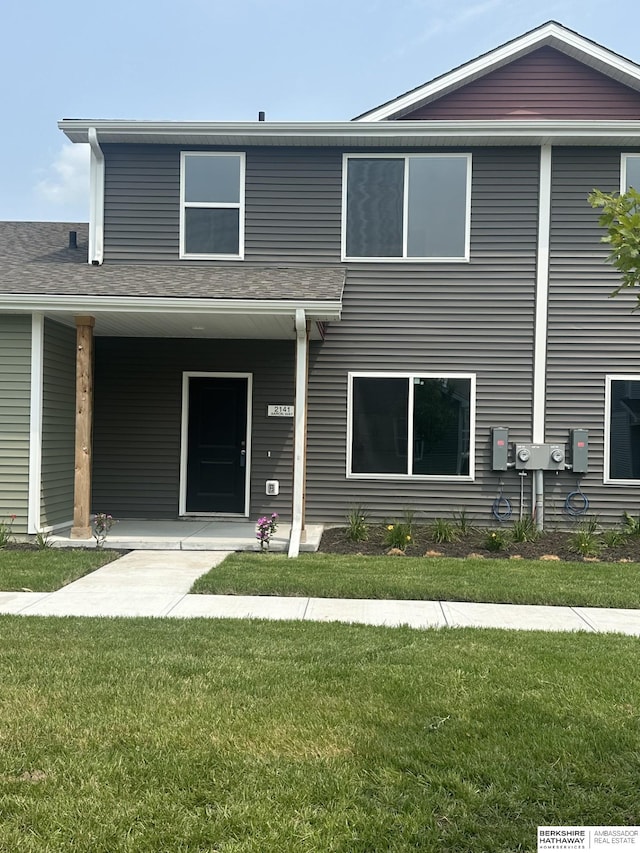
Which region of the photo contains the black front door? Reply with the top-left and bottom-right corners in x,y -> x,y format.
186,377 -> 248,513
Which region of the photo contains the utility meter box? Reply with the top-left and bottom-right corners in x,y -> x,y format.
515,443 -> 566,471
571,429 -> 589,474
265,480 -> 280,496
491,427 -> 509,471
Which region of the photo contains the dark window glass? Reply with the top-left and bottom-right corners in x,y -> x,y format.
412,378 -> 471,475
407,157 -> 467,258
626,156 -> 640,192
352,377 -> 408,474
610,379 -> 640,479
185,208 -> 239,255
184,155 -> 240,203
346,159 -> 404,257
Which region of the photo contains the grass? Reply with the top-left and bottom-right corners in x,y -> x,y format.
0,549 -> 121,592
192,552 -> 640,609
0,615 -> 639,852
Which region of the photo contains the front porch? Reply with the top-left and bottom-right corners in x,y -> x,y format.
49,519 -> 324,552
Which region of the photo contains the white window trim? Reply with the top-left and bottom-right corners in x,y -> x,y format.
346,371 -> 476,481
341,153 -> 472,263
604,373 -> 640,485
621,153 -> 640,192
179,151 -> 245,260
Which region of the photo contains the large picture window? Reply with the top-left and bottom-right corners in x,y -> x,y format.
180,152 -> 245,259
606,375 -> 640,482
343,154 -> 471,261
621,154 -> 640,192
348,373 -> 475,478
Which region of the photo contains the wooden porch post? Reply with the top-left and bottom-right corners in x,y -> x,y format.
70,316 -> 95,539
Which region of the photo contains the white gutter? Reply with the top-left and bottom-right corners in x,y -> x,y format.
288,308 -> 308,559
88,127 -> 104,265
27,314 -> 44,534
0,294 -> 342,321
532,144 -> 552,531
59,119 -> 640,147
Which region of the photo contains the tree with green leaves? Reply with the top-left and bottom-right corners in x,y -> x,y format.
588,187 -> 640,302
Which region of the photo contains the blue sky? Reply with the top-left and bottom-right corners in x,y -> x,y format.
2,0 -> 639,222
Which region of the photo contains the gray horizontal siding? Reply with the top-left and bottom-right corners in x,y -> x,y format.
305,147 -> 540,524
41,320 -> 75,529
93,338 -> 295,519
546,147 -> 640,527
103,145 -> 342,264
0,315 -> 31,534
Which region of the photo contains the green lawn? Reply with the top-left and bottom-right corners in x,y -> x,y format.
192,552 -> 640,608
0,616 -> 638,851
0,549 -> 121,592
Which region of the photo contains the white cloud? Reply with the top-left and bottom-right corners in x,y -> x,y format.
35,143 -> 90,207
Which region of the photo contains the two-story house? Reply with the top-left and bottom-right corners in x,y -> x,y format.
2,21 -> 640,555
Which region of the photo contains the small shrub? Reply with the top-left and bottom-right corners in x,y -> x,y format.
453,508 -> 475,535
602,529 -> 628,549
256,513 -> 279,551
35,529 -> 53,550
385,522 -> 412,551
484,528 -> 508,552
569,523 -> 602,558
430,518 -> 459,544
345,505 -> 368,542
511,516 -> 540,543
0,514 -> 16,549
622,511 -> 640,536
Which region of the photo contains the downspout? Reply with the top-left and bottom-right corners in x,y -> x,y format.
532,144 -> 552,531
288,308 -> 308,558
87,128 -> 104,265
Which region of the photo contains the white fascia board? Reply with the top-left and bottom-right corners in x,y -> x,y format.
59,119 -> 640,147
0,293 -> 342,321
357,23 -> 640,121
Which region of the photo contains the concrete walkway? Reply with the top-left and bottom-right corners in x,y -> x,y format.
2,550 -> 640,635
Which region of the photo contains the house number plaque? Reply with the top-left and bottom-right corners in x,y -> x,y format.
268,405 -> 294,417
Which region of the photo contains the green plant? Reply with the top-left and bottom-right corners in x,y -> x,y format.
0,514 -> 16,549
484,528 -> 507,552
453,508 -> 475,535
569,522 -> 602,558
93,513 -> 116,550
622,511 -> 640,536
256,513 -> 279,550
602,529 -> 628,549
345,505 -> 368,542
34,529 -> 53,550
430,518 -> 459,544
511,515 -> 540,543
588,187 -> 640,298
385,522 -> 412,551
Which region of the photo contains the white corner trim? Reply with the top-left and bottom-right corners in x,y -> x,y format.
532,145 -> 552,444
27,314 -> 44,534
88,128 -> 104,265
288,309 -> 308,558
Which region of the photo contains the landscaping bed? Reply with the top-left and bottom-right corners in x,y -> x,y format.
318,521 -> 640,562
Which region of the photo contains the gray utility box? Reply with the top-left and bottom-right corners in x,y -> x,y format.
491,427 -> 510,471
571,429 -> 588,474
515,443 -> 566,471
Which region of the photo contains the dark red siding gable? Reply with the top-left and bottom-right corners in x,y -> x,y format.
401,47 -> 640,120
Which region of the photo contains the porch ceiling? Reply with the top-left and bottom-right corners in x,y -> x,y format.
40,309 -> 326,339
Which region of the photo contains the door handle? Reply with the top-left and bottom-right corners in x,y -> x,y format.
240,449 -> 246,468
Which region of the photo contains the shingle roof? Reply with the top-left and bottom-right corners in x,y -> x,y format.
0,221 -> 345,303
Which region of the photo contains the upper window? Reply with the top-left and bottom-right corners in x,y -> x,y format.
347,373 -> 475,479
605,375 -> 640,483
342,154 -> 471,261
180,152 -> 245,259
621,154 -> 640,192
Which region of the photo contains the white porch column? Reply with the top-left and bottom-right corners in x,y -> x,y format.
27,313 -> 44,534
288,308 -> 309,558
71,315 -> 95,539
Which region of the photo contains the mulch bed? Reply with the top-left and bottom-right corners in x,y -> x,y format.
318,525 -> 640,563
